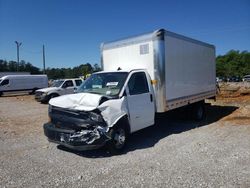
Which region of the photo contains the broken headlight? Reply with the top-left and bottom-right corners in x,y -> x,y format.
89,112 -> 103,122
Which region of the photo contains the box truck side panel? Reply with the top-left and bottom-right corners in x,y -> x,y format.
102,41 -> 155,79
165,35 -> 216,106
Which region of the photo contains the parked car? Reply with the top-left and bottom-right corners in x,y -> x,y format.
0,75 -> 48,96
242,75 -> 250,82
216,77 -> 223,82
35,78 -> 82,103
227,76 -> 241,82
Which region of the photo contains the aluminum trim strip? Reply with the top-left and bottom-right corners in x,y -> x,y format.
153,34 -> 166,112
165,31 -> 215,49
165,90 -> 216,111
101,29 -> 215,51
166,90 -> 216,103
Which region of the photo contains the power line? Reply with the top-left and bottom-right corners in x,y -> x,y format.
20,49 -> 42,54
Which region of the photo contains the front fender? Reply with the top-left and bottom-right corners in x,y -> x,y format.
47,91 -> 60,96
98,96 -> 129,129
111,114 -> 131,134
109,114 -> 128,127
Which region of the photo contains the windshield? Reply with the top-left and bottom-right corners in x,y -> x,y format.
77,72 -> 128,97
51,80 -> 64,87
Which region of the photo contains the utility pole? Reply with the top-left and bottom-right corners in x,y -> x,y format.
43,45 -> 46,74
15,41 -> 22,71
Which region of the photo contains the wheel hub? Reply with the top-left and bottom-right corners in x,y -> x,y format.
114,129 -> 126,146
197,106 -> 203,119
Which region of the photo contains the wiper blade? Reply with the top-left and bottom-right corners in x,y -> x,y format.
85,91 -> 101,95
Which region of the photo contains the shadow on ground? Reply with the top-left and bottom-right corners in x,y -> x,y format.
57,104 -> 238,158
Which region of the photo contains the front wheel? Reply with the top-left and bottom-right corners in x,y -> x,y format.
49,93 -> 59,100
107,124 -> 127,154
41,93 -> 59,103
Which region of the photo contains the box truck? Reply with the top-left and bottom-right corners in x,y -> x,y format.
44,29 -> 216,153
0,75 -> 48,96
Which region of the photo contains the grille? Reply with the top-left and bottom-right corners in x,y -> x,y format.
35,91 -> 43,97
51,106 -> 92,130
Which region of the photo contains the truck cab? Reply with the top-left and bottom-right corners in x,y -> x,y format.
35,78 -> 82,103
44,70 -> 155,153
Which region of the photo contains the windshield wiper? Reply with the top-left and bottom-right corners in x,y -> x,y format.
84,91 -> 101,95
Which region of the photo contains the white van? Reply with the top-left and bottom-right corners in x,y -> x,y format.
0,75 -> 48,96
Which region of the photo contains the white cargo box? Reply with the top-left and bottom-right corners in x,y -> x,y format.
101,29 -> 216,112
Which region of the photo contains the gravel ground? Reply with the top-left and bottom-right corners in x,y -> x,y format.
0,91 -> 250,188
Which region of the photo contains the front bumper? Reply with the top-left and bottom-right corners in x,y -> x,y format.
43,123 -> 110,151
35,92 -> 49,102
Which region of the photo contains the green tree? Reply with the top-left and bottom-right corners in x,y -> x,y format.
93,63 -> 102,72
216,50 -> 250,78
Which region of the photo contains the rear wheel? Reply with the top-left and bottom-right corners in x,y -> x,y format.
107,124 -> 128,154
0,92 -> 2,97
191,101 -> 205,121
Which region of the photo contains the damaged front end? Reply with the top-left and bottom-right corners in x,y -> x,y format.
43,105 -> 111,151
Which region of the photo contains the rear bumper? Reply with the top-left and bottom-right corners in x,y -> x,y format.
43,123 -> 110,151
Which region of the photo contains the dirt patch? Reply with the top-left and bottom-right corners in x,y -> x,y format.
0,85 -> 250,187
213,82 -> 250,125
0,94 -> 48,139
221,105 -> 250,125
218,82 -> 250,98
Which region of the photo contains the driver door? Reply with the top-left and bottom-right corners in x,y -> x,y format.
126,72 -> 155,133
62,80 -> 74,94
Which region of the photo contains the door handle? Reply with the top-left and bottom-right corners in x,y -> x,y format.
150,94 -> 153,102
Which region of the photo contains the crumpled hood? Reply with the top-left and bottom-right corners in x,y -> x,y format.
49,92 -> 103,111
36,87 -> 60,93
49,92 -> 128,128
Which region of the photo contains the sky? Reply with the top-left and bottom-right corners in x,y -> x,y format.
0,0 -> 249,69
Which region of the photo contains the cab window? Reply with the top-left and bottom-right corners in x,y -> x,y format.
128,72 -> 149,95
0,79 -> 9,86
75,79 -> 82,86
62,80 -> 73,88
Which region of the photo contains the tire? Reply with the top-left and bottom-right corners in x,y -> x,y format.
107,124 -> 128,154
49,93 -> 59,101
192,101 -> 205,121
0,92 -> 2,97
